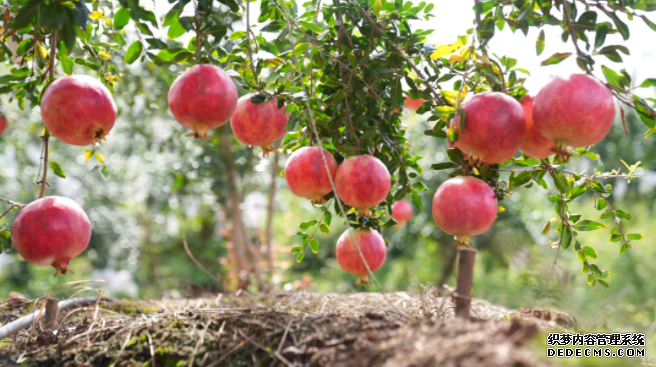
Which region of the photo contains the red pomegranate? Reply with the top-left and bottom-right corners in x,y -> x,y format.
390,200 -> 413,224
0,114 -> 7,136
168,64 -> 238,138
231,93 -> 289,156
519,95 -> 557,159
336,227 -> 387,286
532,73 -> 615,148
12,196 -> 92,276
334,155 -> 391,216
432,176 -> 497,247
41,75 -> 117,146
405,97 -> 425,111
284,147 -> 338,204
451,92 -> 526,165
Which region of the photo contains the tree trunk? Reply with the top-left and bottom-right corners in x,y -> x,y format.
220,126 -> 263,290
264,151 -> 279,279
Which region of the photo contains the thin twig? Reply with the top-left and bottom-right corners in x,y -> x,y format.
488,57 -> 507,94
188,320 -> 211,367
353,3 -> 441,101
181,224 -> 223,285
38,131 -> 50,199
561,0 -> 584,57
48,30 -> 57,79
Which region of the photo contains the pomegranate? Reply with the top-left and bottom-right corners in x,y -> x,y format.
336,227 -> 387,286
519,95 -> 557,159
168,64 -> 238,138
432,176 -> 497,247
390,200 -> 413,225
12,196 -> 91,276
405,97 -> 425,111
284,147 -> 338,204
0,114 -> 7,136
533,73 -> 615,148
334,155 -> 391,216
230,93 -> 289,156
41,75 -> 117,146
451,92 -> 526,165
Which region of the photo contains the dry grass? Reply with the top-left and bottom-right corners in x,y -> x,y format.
0,286 -> 562,367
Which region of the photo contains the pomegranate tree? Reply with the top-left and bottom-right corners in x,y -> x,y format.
532,73 -> 615,149
230,93 -> 289,156
168,64 -> 238,138
41,75 -> 117,146
334,155 -> 391,215
451,92 -> 526,165
432,176 -> 498,247
12,196 -> 92,276
0,114 -> 7,136
519,95 -> 557,159
336,227 -> 387,286
390,200 -> 413,225
284,147 -> 338,204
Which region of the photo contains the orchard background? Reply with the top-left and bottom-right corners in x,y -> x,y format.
0,0 -> 656,364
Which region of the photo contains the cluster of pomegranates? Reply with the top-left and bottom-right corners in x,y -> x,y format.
168,64 -> 289,155
433,73 -> 615,246
10,67 -> 615,284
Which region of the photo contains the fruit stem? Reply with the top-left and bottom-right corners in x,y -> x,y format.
39,131 -> 50,199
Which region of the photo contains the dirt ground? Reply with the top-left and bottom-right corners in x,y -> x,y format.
0,288 -> 574,367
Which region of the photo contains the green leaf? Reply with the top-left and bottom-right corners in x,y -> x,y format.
49,161 -> 66,178
319,224 -> 329,234
582,246 -> 597,259
561,225 -> 572,249
551,171 -> 569,193
595,23 -> 611,49
597,279 -> 610,289
587,274 -> 596,286
58,54 -> 73,75
114,7 -> 130,30
290,246 -> 302,253
296,253 -> 305,263
639,78 -> 656,88
597,198 -> 607,210
431,162 -> 457,170
610,233 -> 622,242
372,0 -> 383,17
627,233 -> 643,241
614,210 -> 633,220
309,239 -> 319,253
125,41 -> 143,64
16,38 -> 34,56
300,220 -> 317,230
541,52 -> 572,66
536,29 -> 545,56
577,251 -> 587,263
573,220 -> 607,231
608,11 -> 630,40
411,189 -> 423,212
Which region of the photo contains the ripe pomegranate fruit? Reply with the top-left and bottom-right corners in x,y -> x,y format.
404,97 -> 425,111
336,227 -> 387,286
284,147 -> 338,204
432,176 -> 497,247
230,93 -> 289,156
0,114 -> 7,136
390,200 -> 413,225
519,95 -> 557,159
533,73 -> 615,148
12,196 -> 91,276
451,92 -> 526,165
41,75 -> 117,146
334,155 -> 391,216
168,64 -> 238,138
